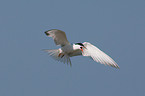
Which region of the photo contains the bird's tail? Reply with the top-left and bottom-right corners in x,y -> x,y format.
43,49 -> 72,66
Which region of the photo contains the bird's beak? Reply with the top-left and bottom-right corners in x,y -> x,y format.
81,48 -> 83,52
45,31 -> 49,36
81,46 -> 87,52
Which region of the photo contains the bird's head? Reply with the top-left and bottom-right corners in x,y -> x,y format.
73,43 -> 86,52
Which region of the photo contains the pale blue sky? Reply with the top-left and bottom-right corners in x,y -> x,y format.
0,0 -> 145,96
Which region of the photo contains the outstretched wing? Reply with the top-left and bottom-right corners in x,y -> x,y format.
82,42 -> 119,68
45,29 -> 70,46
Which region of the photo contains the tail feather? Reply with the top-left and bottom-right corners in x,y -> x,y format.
43,49 -> 72,66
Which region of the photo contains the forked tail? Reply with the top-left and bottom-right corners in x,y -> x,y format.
43,49 -> 72,66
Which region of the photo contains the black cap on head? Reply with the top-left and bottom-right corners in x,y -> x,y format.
75,43 -> 84,47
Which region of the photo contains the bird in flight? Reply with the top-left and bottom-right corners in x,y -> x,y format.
44,29 -> 119,69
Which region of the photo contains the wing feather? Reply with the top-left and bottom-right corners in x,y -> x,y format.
43,49 -> 72,66
82,42 -> 119,68
45,29 -> 70,46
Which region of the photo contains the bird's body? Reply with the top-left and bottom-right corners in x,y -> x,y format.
61,43 -> 83,56
44,29 -> 119,68
61,44 -> 73,53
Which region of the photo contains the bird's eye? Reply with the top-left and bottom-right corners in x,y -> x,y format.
80,47 -> 82,49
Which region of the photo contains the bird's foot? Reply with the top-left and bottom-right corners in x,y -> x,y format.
58,53 -> 65,58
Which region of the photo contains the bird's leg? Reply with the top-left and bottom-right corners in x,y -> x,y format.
58,53 -> 63,57
58,53 -> 65,58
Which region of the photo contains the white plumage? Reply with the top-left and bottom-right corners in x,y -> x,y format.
44,29 -> 119,69
82,42 -> 119,68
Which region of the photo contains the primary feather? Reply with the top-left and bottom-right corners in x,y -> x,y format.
82,42 -> 119,68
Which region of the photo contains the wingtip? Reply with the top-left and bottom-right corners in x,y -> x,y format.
108,63 -> 120,69
45,31 -> 50,36
117,66 -> 120,69
114,65 -> 120,69
114,63 -> 120,69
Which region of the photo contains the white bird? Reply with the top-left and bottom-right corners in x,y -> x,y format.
44,29 -> 119,69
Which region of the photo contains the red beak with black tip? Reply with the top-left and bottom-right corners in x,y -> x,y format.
80,46 -> 87,52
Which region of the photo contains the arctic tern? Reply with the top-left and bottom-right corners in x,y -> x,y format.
44,29 -> 119,69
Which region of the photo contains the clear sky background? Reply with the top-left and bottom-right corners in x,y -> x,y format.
0,0 -> 145,96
